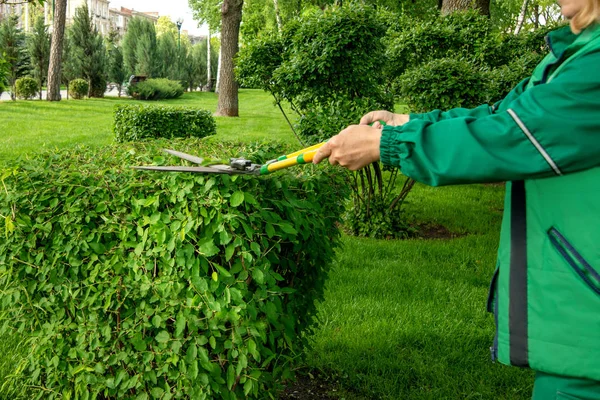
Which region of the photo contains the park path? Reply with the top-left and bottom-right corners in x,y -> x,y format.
0,87 -> 123,101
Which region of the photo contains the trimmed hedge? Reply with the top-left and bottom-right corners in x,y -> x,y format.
128,78 -> 184,100
397,57 -> 488,113
15,77 -> 39,100
70,78 -> 89,100
113,105 -> 217,143
0,139 -> 347,399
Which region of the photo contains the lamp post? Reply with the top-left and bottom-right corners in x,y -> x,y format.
176,18 -> 183,51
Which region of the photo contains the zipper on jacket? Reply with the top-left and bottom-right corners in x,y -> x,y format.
487,267 -> 500,362
548,228 -> 600,296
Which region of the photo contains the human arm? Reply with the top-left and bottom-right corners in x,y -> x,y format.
378,54 -> 600,186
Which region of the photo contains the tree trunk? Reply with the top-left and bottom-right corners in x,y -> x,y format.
273,0 -> 283,32
214,0 -> 243,117
215,48 -> 221,93
441,0 -> 490,16
206,30 -> 212,91
47,0 -> 67,101
533,4 -> 540,30
514,0 -> 530,35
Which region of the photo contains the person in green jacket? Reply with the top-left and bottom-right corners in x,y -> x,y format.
313,0 -> 600,398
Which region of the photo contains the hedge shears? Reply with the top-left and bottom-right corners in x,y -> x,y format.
134,142 -> 325,176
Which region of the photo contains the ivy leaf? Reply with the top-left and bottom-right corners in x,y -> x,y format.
155,331 -> 170,343
227,364 -> 235,390
175,312 -> 186,337
279,223 -> 297,235
230,191 -> 245,207
213,263 -> 232,278
198,239 -> 219,257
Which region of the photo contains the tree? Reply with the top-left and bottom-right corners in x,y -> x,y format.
156,16 -> 178,37
215,0 -> 243,116
0,15 -> 29,101
156,31 -> 178,79
0,53 -> 9,96
27,15 -> 50,99
122,17 -> 157,76
47,0 -> 67,101
107,43 -> 126,96
441,0 -> 490,16
189,0 -> 222,93
60,32 -> 76,99
69,3 -> 106,97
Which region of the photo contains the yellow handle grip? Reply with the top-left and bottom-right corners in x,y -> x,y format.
263,149 -> 319,174
272,142 -> 326,163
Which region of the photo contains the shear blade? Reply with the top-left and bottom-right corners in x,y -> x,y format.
133,165 -> 256,175
163,149 -> 204,165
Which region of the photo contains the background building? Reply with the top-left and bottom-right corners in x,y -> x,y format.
0,1 -> 160,38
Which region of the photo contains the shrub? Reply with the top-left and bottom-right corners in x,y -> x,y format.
484,52 -> 544,103
90,74 -> 107,98
128,78 -> 184,100
14,76 -> 39,100
237,5 -> 410,240
70,78 -> 89,99
384,10 -> 492,80
397,57 -> 488,113
113,105 -> 217,143
0,139 -> 347,399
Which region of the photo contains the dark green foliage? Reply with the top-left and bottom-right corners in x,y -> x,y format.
122,17 -> 158,77
385,11 -> 492,81
26,16 -> 50,100
69,3 -> 107,98
0,139 -> 346,399
485,52 -> 544,103
127,78 -> 185,100
69,78 -> 89,99
156,33 -> 179,80
483,27 -> 552,68
113,104 -> 216,142
61,34 -> 77,98
181,43 -> 206,92
0,53 -> 9,95
0,15 -> 30,101
397,58 -> 489,113
385,11 -> 550,111
14,76 -> 38,100
237,4 -> 411,239
107,44 -> 127,97
237,4 -> 393,143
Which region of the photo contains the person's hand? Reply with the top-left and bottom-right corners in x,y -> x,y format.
360,110 -> 409,129
312,125 -> 381,170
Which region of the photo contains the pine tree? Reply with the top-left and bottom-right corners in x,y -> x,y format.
69,3 -> 107,97
122,17 -> 157,77
0,15 -> 30,101
107,44 -> 126,97
60,32 -> 76,99
27,15 -> 50,100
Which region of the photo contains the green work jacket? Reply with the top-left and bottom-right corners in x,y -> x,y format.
380,23 -> 600,380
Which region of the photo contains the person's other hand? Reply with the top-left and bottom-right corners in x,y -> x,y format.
360,110 -> 409,129
312,125 -> 381,170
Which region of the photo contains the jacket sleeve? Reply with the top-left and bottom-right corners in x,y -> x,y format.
408,78 -> 530,123
380,53 -> 600,186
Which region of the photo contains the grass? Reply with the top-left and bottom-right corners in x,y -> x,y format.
0,90 -> 533,399
0,90 -> 297,165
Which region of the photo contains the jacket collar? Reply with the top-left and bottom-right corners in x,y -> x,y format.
546,23 -> 600,59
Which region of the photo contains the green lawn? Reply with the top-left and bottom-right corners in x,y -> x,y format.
0,90 -> 533,399
0,90 -> 297,165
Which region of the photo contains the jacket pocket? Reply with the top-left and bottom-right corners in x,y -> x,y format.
486,266 -> 499,362
548,227 -> 600,296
